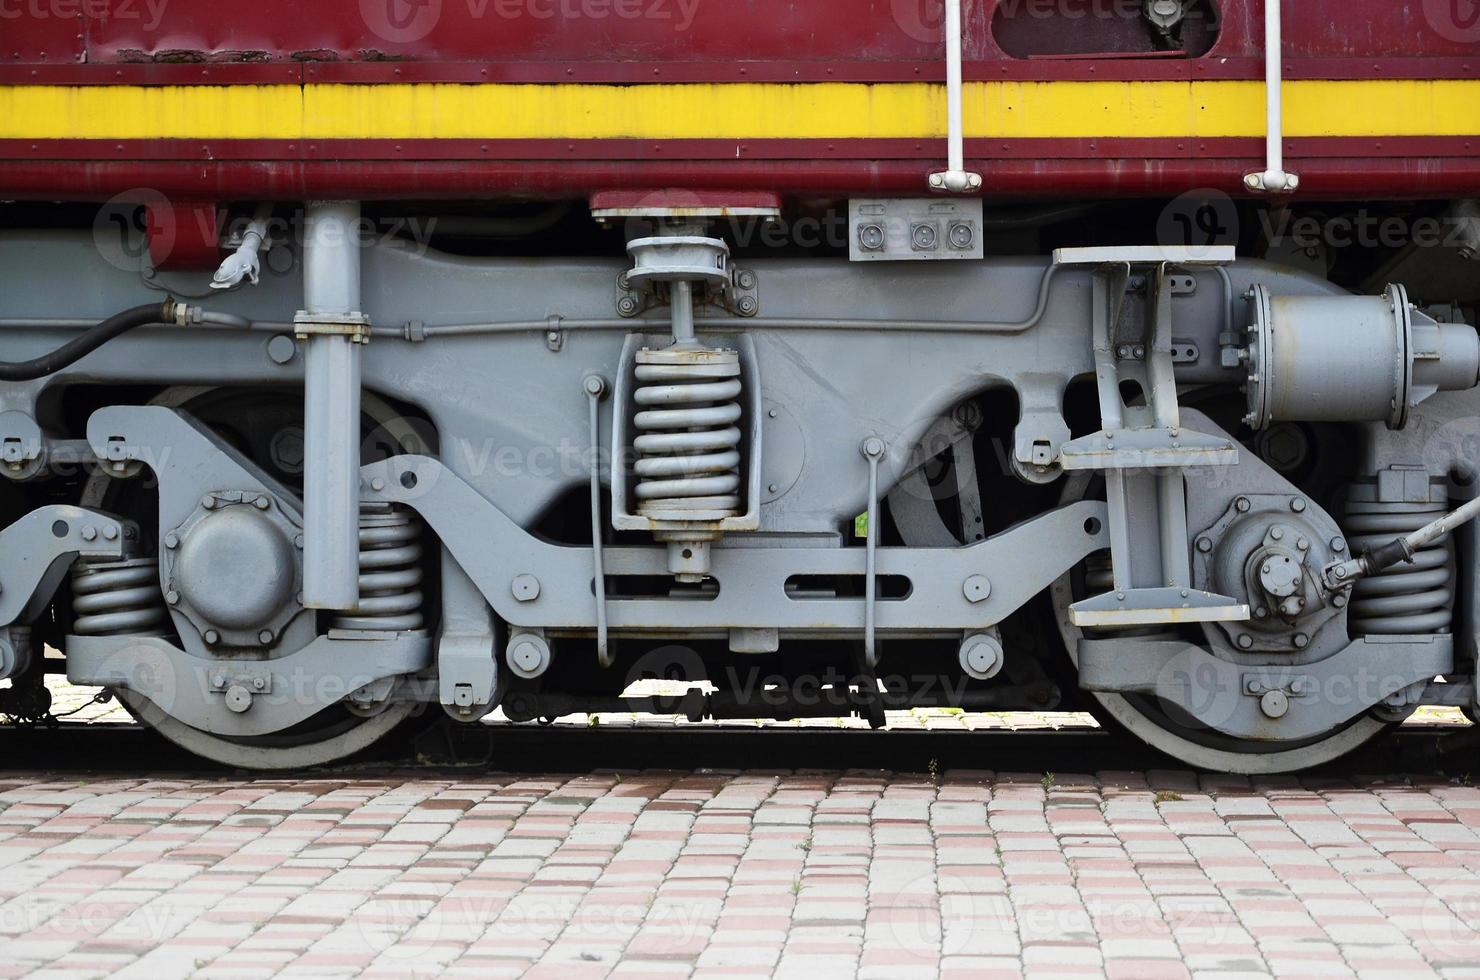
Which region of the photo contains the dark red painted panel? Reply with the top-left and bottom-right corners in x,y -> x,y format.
7,0 -> 1469,67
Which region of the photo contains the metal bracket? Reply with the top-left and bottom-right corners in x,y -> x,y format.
0,505 -> 130,627
67,631 -> 431,737
0,411 -> 43,481
436,551 -> 498,721
1078,633 -> 1451,741
1054,252 -> 1245,627
360,453 -> 1110,634
292,311 -> 372,344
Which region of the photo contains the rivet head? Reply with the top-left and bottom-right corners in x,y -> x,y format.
164,532 -> 180,549
166,590 -> 180,606
254,495 -> 271,510
1237,634 -> 1254,649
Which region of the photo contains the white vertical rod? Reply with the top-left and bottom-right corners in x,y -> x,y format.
301,201 -> 363,611
1263,0 -> 1283,179
945,0 -> 965,177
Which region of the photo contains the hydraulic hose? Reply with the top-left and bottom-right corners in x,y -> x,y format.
0,301 -> 172,382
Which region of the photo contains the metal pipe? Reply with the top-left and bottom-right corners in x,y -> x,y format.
300,201 -> 364,611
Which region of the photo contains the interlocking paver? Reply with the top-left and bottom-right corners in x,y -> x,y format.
4,767 -> 1480,975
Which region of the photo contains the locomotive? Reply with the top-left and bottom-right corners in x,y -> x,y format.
1,0 -> 1479,771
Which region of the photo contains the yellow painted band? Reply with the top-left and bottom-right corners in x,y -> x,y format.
1,80 -> 1478,141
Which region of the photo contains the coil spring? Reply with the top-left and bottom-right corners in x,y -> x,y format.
633,347 -> 743,518
333,504 -> 425,632
1342,489 -> 1455,636
71,557 -> 169,636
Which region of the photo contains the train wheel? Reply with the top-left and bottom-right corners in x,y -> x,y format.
1049,474 -> 1388,774
78,386 -> 432,771
115,690 -> 419,769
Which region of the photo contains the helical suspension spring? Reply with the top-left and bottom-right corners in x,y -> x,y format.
632,347 -> 744,519
1341,488 -> 1455,635
71,557 -> 170,636
333,504 -> 425,632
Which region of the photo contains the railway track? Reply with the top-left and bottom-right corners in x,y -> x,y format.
1,718 -> 1473,778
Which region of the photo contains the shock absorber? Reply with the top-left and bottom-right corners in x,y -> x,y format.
333,503 -> 425,632
624,223 -> 746,581
1340,473 -> 1455,635
71,557 -> 170,636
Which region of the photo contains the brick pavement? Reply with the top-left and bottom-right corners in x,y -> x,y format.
4,769 -> 1480,977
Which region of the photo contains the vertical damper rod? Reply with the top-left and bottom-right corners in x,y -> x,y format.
297,202 -> 370,610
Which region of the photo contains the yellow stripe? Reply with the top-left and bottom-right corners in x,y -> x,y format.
1,80 -> 1478,141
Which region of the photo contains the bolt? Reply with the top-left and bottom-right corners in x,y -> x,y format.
254,495 -> 271,510
253,676 -> 266,690
1259,689 -> 1290,719
1331,538 -> 1346,552
1270,527 -> 1284,541
1246,678 -> 1265,695
1237,634 -> 1254,649
294,534 -> 304,549
737,297 -> 758,316
166,590 -> 180,605
370,478 -> 385,492
212,673 -> 226,687
962,575 -> 992,603
80,525 -> 97,542
1297,537 -> 1309,551
103,525 -> 118,541
1262,563 -> 1272,575
1235,497 -> 1251,513
768,484 -> 779,494
1291,497 -> 1306,512
512,574 -> 541,602
767,408 -> 778,418
202,495 -> 217,510
258,630 -> 274,645
1196,536 -> 1213,553
164,532 -> 179,549
862,437 -> 885,460
204,629 -> 220,646
1332,593 -> 1348,608
618,296 -> 639,315
1292,632 -> 1309,649
738,271 -> 757,289
1133,345 -> 1146,359
584,375 -> 607,397
1255,606 -> 1268,618
1117,345 -> 1131,359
